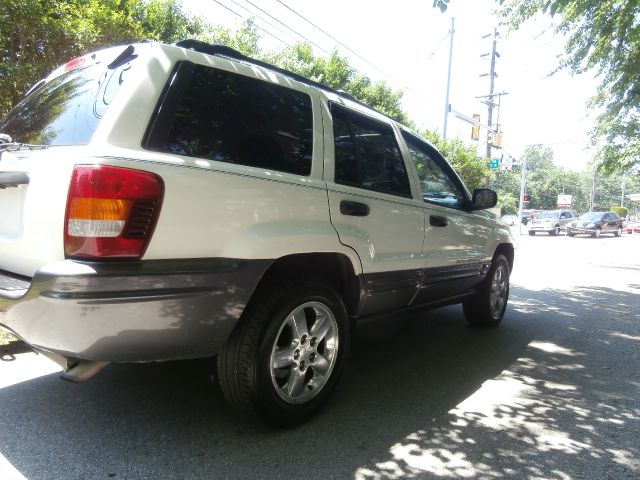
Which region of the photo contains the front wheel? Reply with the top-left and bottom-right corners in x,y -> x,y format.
592,228 -> 602,238
614,226 -> 622,237
217,282 -> 350,427
463,255 -> 510,328
551,225 -> 560,236
528,231 -> 536,236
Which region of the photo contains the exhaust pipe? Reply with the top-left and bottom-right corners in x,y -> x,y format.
61,360 -> 110,383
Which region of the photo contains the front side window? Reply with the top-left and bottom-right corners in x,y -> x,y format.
332,104 -> 411,198
402,132 -> 466,209
146,62 -> 313,176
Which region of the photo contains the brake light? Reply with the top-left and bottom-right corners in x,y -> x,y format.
64,56 -> 86,72
64,165 -> 164,259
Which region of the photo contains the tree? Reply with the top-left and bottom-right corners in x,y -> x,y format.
498,0 -> 640,173
433,1 -> 640,173
266,42 -> 410,124
0,0 -> 206,118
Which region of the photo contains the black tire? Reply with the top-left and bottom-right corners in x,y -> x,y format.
463,255 -> 510,328
550,225 -> 560,236
614,226 -> 622,237
567,231 -> 575,237
217,282 -> 350,427
528,231 -> 535,236
592,228 -> 601,238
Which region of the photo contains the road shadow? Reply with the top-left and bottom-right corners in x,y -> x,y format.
0,283 -> 638,479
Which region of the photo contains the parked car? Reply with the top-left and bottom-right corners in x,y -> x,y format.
501,214 -> 518,226
624,221 -> 640,234
520,209 -> 534,225
0,40 -> 514,426
566,211 -> 624,237
528,209 -> 575,236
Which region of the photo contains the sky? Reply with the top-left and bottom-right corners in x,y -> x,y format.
183,0 -> 599,172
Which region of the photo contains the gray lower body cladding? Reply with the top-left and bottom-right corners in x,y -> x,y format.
0,258 -> 272,362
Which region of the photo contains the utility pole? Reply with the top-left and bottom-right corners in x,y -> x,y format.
485,28 -> 498,159
442,17 -> 455,138
478,28 -> 500,187
590,166 -> 597,211
517,154 -> 528,234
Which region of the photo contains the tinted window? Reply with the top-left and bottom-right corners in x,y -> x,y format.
402,132 -> 466,209
332,105 -> 411,197
0,62 -> 128,145
148,63 -> 313,176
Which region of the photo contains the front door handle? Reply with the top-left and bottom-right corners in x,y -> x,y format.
340,200 -> 370,217
430,214 -> 448,227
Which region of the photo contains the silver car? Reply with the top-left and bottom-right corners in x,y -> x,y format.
528,209 -> 575,236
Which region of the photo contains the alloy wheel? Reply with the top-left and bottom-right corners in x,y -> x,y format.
269,302 -> 339,404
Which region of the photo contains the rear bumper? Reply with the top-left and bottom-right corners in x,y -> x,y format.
0,258 -> 271,362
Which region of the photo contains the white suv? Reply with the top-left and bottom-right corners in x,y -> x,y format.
0,40 -> 514,425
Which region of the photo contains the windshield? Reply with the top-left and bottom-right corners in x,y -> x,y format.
0,60 -> 131,146
538,211 -> 559,219
580,212 -> 605,222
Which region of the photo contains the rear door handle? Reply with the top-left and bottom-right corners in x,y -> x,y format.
0,171 -> 29,189
340,200 -> 370,217
430,214 -> 448,227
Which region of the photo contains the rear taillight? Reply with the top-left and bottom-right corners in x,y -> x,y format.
64,165 -> 164,259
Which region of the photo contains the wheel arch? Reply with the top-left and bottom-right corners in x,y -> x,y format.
253,252 -> 362,317
493,243 -> 515,273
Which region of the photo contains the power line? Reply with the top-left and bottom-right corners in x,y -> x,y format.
226,0 -> 299,46
211,0 -> 289,47
271,0 -> 438,109
240,0 -> 332,56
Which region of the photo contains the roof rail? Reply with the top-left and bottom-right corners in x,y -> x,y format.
173,39 -> 382,118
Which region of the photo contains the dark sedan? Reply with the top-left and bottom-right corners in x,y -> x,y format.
566,211 -> 624,238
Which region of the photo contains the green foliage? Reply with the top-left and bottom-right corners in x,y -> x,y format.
432,0 -> 452,13
498,0 -> 640,173
420,130 -> 490,190
0,0 -> 206,118
516,145 -> 590,211
266,43 -> 409,124
488,144 -> 640,214
610,206 -> 628,217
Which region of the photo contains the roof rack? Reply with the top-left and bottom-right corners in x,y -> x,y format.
174,39 -> 371,114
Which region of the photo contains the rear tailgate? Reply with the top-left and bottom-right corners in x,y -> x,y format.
0,149 -> 76,277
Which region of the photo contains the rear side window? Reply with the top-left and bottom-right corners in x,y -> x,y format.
0,61 -> 130,145
145,62 -> 313,176
331,104 -> 411,198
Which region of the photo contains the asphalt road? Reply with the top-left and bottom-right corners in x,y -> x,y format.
1,232 -> 639,480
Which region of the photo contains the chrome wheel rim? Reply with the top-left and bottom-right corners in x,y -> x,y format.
595,228 -> 601,238
270,301 -> 339,404
489,265 -> 508,319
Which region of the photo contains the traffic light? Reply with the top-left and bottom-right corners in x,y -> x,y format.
471,114 -> 480,141
493,127 -> 503,148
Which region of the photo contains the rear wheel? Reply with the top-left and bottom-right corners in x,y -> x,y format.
217,282 -> 349,427
463,255 -> 510,328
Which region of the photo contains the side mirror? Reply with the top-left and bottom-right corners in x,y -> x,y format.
471,189 -> 497,210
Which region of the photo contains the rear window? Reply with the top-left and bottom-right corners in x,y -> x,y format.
144,62 -> 313,176
0,60 -> 132,146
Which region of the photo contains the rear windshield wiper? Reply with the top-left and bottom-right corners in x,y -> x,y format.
0,134 -> 48,152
